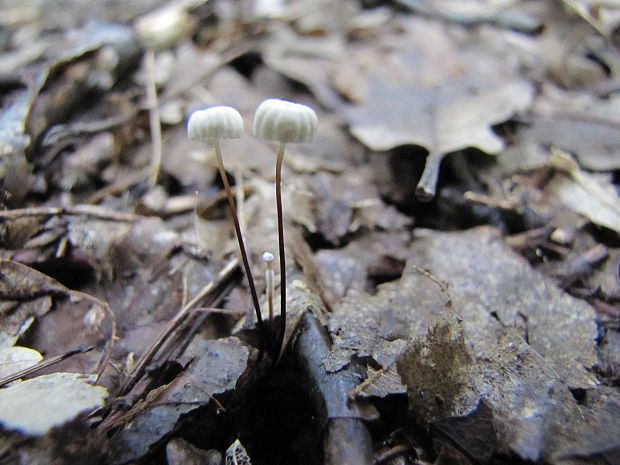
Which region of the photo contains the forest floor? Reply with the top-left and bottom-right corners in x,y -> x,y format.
0,1 -> 619,464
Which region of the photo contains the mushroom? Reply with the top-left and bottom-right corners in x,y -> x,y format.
262,251 -> 275,324
188,106 -> 264,353
253,98 -> 318,358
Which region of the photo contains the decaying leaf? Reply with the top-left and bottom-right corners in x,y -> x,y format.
409,226 -> 598,389
398,318 -> 620,464
523,85 -> 620,171
166,438 -> 222,465
327,226 -> 598,395
0,372 -> 107,436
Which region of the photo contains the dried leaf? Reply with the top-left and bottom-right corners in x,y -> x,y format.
0,372 -> 107,436
347,77 -> 533,154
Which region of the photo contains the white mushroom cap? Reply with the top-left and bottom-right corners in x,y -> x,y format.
262,251 -> 275,263
253,99 -> 318,144
187,106 -> 245,141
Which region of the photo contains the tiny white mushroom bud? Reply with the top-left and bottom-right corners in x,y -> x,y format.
262,252 -> 275,263
253,99 -> 318,144
187,106 -> 245,142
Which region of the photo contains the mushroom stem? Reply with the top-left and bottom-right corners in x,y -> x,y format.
145,49 -> 163,187
263,252 -> 275,324
275,142 -> 287,359
213,139 -> 264,351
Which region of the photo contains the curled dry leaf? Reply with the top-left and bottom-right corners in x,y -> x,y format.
0,260 -> 69,346
546,148 -> 620,234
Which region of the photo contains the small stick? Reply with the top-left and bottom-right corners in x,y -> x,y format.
0,205 -> 140,222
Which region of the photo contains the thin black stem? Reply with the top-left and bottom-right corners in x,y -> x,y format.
275,142 -> 286,361
214,140 -> 264,356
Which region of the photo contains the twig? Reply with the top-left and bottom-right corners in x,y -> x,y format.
145,49 -> 164,187
464,191 -> 520,211
0,205 -> 140,222
85,169 -> 150,205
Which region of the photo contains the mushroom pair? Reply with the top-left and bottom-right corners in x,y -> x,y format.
188,99 -> 318,360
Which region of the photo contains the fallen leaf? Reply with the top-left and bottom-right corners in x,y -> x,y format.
347,77 -> 533,154
326,226 -> 598,392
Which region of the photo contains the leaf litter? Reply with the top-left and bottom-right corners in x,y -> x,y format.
1,0 -> 619,463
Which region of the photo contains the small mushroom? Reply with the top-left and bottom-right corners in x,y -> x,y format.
254,98 -> 318,359
262,251 -> 275,324
188,106 -> 264,353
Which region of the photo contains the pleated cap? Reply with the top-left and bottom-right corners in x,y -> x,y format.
187,106 -> 244,141
253,99 -> 317,143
